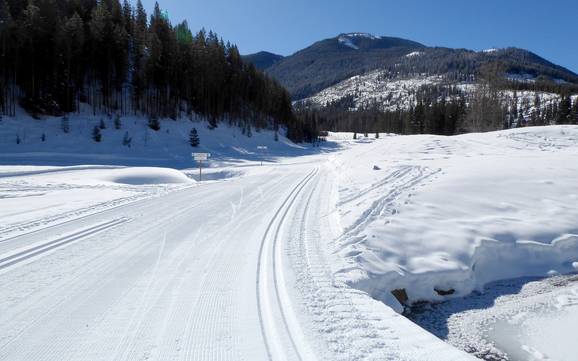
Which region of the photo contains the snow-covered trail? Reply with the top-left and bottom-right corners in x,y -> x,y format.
0,165 -> 321,361
0,158 -> 474,361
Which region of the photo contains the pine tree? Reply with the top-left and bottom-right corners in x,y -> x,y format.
148,115 -> 160,131
189,127 -> 200,147
572,98 -> 578,124
61,116 -> 70,133
99,118 -> 107,129
92,126 -> 102,142
41,133 -> 45,142
122,131 -> 132,147
114,114 -> 122,129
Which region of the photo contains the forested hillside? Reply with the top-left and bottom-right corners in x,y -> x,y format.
0,0 -> 315,142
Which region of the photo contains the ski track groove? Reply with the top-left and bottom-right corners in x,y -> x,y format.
256,168 -> 318,361
0,218 -> 130,271
0,184 -> 193,243
178,174 -> 289,361
0,188 -> 223,359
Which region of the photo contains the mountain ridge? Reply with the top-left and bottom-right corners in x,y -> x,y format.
244,33 -> 578,101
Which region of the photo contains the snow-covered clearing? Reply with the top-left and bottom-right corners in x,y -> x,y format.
1,116 -> 577,360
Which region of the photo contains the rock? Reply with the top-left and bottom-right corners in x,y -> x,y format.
434,288 -> 456,296
391,288 -> 408,304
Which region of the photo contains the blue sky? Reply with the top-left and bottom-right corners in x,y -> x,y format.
136,0 -> 578,73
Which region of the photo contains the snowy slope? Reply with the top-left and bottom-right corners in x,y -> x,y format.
0,106 -> 308,168
301,70 -> 577,118
329,126 -> 578,314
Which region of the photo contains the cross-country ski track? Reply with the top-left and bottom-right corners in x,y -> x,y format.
0,157 -> 473,361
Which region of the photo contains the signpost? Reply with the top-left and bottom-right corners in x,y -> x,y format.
192,153 -> 210,181
257,146 -> 268,166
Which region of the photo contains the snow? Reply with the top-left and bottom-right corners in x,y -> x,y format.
338,33 -> 382,50
0,105 -> 308,169
482,48 -> 499,53
338,35 -> 359,50
0,165 -> 193,242
99,167 -> 193,185
405,51 -> 424,58
302,71 -> 574,119
329,126 -> 578,314
506,72 -> 537,83
303,72 -> 444,111
410,274 -> 578,361
342,32 -> 381,40
1,107 -> 578,361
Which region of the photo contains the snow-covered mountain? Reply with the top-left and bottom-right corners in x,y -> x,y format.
245,33 -> 578,105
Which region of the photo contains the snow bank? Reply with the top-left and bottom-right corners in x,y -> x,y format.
99,167 -> 193,185
330,126 -> 578,312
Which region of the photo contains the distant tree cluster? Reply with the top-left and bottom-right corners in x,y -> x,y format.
0,0 -> 313,142
298,81 -> 578,135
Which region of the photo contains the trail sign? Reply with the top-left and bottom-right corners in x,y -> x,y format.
193,152 -> 210,161
192,153 -> 211,181
257,146 -> 268,166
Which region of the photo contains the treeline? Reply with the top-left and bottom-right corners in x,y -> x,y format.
0,0 -> 314,141
297,83 -> 578,135
379,48 -> 578,94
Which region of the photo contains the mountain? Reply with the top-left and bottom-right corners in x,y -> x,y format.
246,33 -> 578,101
258,33 -> 425,100
242,51 -> 284,70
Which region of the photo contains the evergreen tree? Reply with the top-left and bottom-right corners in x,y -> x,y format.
558,96 -> 572,124
92,126 -> 102,142
148,114 -> 160,131
122,131 -> 132,147
61,116 -> 70,133
99,118 -> 107,129
572,98 -> 578,124
0,0 -> 313,142
189,127 -> 200,147
114,114 -> 122,129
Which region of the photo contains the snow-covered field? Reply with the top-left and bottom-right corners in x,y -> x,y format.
1,116 -> 577,360
331,127 -> 578,309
